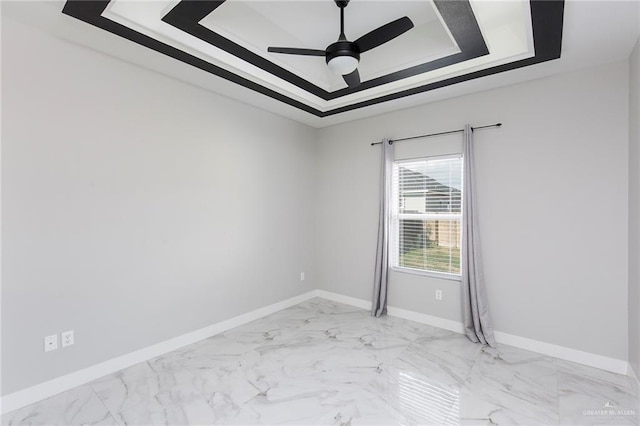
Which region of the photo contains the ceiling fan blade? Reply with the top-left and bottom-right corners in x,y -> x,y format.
267,47 -> 326,56
354,16 -> 414,53
343,68 -> 360,88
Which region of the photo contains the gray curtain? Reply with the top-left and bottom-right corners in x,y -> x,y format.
372,138 -> 393,317
461,125 -> 496,347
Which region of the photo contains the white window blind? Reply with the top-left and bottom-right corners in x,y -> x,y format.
391,156 -> 463,276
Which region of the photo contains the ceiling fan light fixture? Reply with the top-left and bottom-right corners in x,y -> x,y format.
267,0 -> 413,87
327,55 -> 359,75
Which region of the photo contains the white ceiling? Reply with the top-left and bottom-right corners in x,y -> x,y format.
3,0 -> 640,128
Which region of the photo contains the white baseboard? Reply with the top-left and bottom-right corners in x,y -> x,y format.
314,290 -> 629,376
317,289 -> 465,333
386,305 -> 465,334
0,291 -> 317,415
492,331 -> 628,375
629,364 -> 640,391
1,289 -> 631,415
313,289 -> 372,310
312,290 -> 462,333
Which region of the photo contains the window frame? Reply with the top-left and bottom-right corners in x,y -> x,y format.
390,154 -> 463,281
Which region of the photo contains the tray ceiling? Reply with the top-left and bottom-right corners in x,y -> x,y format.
60,0 -> 564,119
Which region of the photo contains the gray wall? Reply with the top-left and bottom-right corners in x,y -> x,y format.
629,36 -> 640,379
1,18 -> 317,395
316,61 -> 630,361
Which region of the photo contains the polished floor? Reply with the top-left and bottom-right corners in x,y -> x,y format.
3,298 -> 639,425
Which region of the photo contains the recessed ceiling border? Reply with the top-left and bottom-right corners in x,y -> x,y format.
160,0 -> 489,100
61,0 -> 564,118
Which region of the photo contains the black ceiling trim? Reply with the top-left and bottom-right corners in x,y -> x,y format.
61,0 -> 564,118
161,1 -> 323,98
161,0 -> 488,100
60,1 -> 319,116
328,0 -> 565,115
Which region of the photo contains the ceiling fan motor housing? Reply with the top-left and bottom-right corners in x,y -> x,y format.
325,41 -> 360,64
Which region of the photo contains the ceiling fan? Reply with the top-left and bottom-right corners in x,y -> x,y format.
267,0 -> 414,88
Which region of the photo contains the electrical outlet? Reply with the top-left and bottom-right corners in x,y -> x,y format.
44,334 -> 58,352
61,330 -> 74,347
435,290 -> 443,301
300,272 -> 305,281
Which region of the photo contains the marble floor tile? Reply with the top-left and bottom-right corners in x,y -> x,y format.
557,360 -> 639,426
352,364 -> 462,425
1,385 -> 117,426
4,298 -> 639,425
346,331 -> 478,426
90,360 -> 217,425
156,334 -> 255,373
456,344 -> 560,425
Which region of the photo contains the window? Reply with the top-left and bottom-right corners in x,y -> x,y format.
391,156 -> 463,277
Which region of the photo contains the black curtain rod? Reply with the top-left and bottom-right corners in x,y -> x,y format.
370,123 -> 502,146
